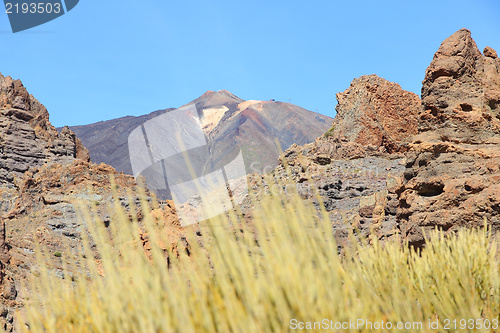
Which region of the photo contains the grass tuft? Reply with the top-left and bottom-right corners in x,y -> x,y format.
18,188 -> 500,333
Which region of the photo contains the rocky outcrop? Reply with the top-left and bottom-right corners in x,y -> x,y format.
0,156 -> 181,331
397,29 -> 500,246
248,31 -> 500,248
252,75 -> 421,244
0,73 -> 90,187
0,73 -> 93,330
0,72 -> 177,332
331,74 -> 420,153
418,28 -> 500,142
246,74 -> 422,246
255,135 -> 406,245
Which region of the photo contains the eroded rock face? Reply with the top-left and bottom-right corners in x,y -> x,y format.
0,157 -> 181,331
0,73 -> 90,188
0,73 -> 176,332
418,29 -> 500,140
244,76 -> 422,246
264,136 -> 406,244
332,74 -> 421,153
397,29 -> 500,246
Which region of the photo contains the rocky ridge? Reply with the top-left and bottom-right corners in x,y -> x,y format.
0,74 -> 89,187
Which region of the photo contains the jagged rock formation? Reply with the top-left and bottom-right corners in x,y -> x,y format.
0,73 -> 89,187
332,75 -> 420,153
248,75 -> 421,245
0,73 -> 177,332
250,30 -> 500,249
397,29 -> 500,246
0,73 -> 92,331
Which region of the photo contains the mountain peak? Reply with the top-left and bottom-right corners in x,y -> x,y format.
198,89 -> 240,99
187,89 -> 244,110
216,89 -> 240,99
200,90 -> 215,97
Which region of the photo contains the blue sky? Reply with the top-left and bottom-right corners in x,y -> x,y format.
1,0 -> 499,127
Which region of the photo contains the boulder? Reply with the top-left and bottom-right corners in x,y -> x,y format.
332,74 -> 421,153
484,46 -> 498,59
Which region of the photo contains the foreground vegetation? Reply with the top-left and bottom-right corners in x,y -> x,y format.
19,187 -> 500,332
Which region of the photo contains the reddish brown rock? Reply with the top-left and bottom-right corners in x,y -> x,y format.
398,29 -> 500,247
332,74 -> 421,153
484,46 -> 498,59
242,75 -> 422,246
419,28 -> 500,141
0,73 -> 90,188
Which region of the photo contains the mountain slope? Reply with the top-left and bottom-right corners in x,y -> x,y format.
66,108 -> 175,175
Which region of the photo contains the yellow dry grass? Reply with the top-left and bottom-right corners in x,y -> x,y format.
18,185 -> 500,333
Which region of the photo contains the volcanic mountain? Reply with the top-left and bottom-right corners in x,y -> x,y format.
68,90 -> 333,199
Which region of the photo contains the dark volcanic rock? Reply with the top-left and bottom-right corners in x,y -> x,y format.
332,74 -> 421,153
249,117 -> 410,246
397,29 -> 500,246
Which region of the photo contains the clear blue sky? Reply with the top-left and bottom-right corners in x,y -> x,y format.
1,0 -> 499,127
